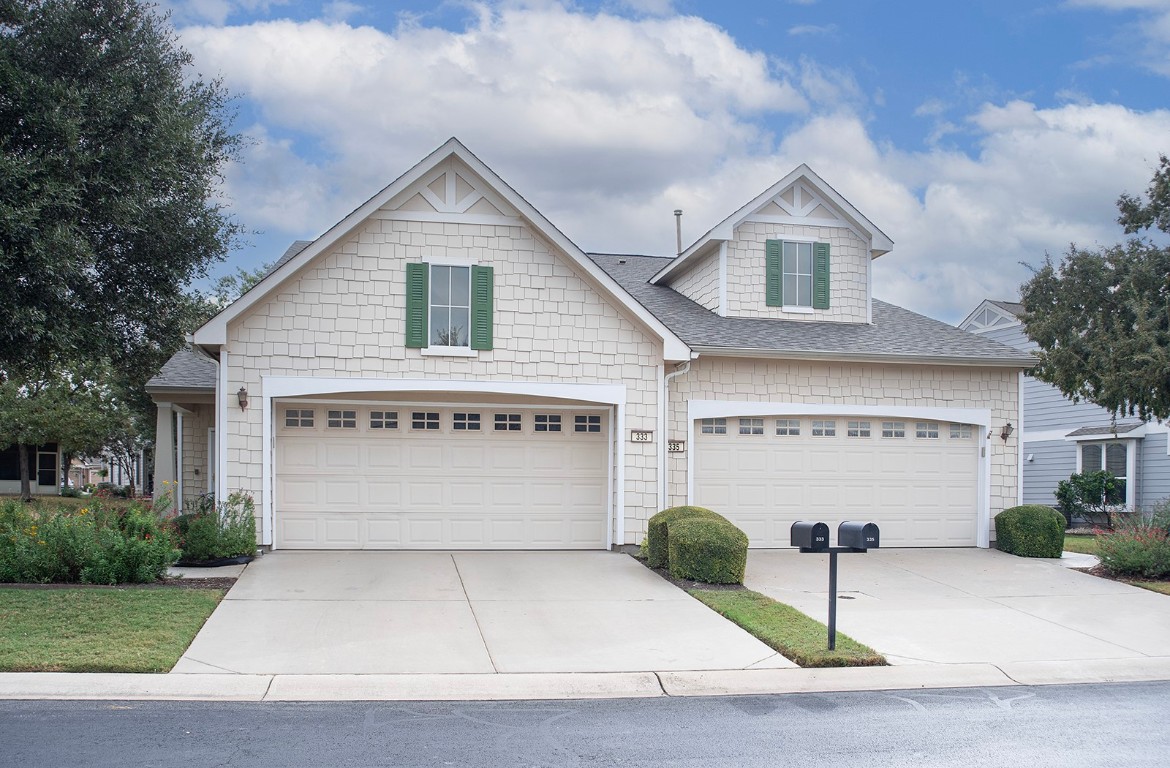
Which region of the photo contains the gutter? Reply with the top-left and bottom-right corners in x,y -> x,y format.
688,346 -> 1034,368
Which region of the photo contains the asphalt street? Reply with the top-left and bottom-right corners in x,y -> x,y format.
3,681 -> 1166,767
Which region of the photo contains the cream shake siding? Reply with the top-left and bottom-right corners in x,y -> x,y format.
179,404 -> 213,500
725,222 -> 869,323
664,357 -> 1020,521
224,217 -> 663,545
669,248 -> 720,312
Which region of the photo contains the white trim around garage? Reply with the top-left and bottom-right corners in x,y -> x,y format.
259,376 -> 627,548
684,399 -> 994,548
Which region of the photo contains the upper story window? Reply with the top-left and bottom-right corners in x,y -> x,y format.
405,262 -> 493,352
765,240 -> 830,310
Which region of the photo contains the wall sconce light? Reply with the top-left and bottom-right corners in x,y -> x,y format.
237,386 -> 249,410
1000,422 -> 1014,441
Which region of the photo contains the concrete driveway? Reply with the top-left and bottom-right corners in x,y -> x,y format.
172,551 -> 792,675
746,548 -> 1170,665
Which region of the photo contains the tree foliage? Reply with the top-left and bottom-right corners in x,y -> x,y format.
0,0 -> 242,383
1020,157 -> 1170,421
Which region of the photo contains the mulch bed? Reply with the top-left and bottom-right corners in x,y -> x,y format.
630,553 -> 746,592
1075,564 -> 1170,585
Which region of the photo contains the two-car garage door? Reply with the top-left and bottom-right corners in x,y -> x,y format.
694,416 -> 980,547
275,403 -> 609,549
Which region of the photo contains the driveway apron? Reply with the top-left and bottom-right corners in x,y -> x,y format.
171,551 -> 790,675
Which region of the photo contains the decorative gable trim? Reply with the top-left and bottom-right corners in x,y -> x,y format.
193,138 -> 690,361
958,299 -> 1023,333
651,164 -> 894,285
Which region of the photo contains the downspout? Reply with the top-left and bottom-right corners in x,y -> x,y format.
660,360 -> 692,510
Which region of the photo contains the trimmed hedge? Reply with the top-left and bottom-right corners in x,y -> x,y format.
667,517 -> 749,584
645,505 -> 726,568
995,505 -> 1065,558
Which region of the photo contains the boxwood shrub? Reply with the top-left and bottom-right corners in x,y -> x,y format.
645,505 -> 727,568
995,505 -> 1065,558
667,517 -> 749,584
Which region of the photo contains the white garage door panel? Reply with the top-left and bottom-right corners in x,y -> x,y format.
275,404 -> 609,550
694,417 -> 979,548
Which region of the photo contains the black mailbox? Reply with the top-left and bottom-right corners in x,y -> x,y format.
791,521 -> 831,551
838,521 -> 880,550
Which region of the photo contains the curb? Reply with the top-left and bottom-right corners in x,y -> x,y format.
3,658 -> 1169,702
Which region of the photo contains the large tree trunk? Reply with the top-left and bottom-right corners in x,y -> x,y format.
61,451 -> 74,492
18,444 -> 32,502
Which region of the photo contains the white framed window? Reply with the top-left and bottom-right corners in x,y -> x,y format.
701,418 -> 728,435
916,422 -> 939,439
534,414 -> 562,432
370,411 -> 398,429
776,419 -> 800,436
847,420 -> 870,438
453,412 -> 481,431
812,420 -> 836,437
950,423 -> 973,439
575,414 -> 602,433
494,413 -> 522,432
412,411 -> 440,430
429,264 -> 470,348
327,409 -> 357,429
882,421 -> 905,438
1080,442 -> 1129,504
284,409 -> 314,428
782,241 -> 814,307
739,418 -> 764,436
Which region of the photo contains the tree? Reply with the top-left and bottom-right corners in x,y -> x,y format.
0,0 -> 242,387
1020,157 -> 1170,421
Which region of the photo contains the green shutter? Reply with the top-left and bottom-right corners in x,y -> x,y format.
812,242 -> 830,309
765,239 -> 782,307
470,265 -> 494,351
405,262 -> 428,348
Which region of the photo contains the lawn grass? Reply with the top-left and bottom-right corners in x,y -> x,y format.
1127,581 -> 1170,596
0,587 -> 224,672
1061,534 -> 1100,555
688,588 -> 886,668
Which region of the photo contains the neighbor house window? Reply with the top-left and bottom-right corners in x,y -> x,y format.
405,262 -> 494,351
739,418 -> 764,435
453,412 -> 481,431
285,409 -> 314,428
327,410 -> 357,429
412,411 -> 440,430
950,424 -> 973,439
765,240 -> 830,309
847,421 -> 870,438
575,415 -> 602,433
534,414 -> 562,432
1080,442 -> 1128,504
494,413 -> 522,432
916,422 -> 939,439
370,411 -> 398,429
882,421 -> 905,438
776,419 -> 800,436
812,420 -> 836,437
701,418 -> 727,435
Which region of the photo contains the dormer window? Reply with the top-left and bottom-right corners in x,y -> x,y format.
765,239 -> 830,310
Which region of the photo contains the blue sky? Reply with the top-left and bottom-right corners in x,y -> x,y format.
164,0 -> 1170,322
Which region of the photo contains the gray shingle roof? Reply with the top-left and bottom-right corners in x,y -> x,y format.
1066,423 -> 1144,437
270,240 -> 314,275
989,300 -> 1024,317
145,347 -> 217,391
589,253 -> 1034,365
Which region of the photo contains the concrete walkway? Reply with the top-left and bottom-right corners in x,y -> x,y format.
171,551 -> 792,675
744,548 -> 1170,665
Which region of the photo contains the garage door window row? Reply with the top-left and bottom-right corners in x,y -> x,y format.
700,417 -> 978,441
282,407 -> 604,436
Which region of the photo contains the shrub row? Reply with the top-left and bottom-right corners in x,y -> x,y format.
645,505 -> 748,584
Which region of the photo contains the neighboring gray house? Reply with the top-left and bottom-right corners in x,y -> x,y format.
960,299 -> 1170,511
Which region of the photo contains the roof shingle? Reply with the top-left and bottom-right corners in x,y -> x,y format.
145,347 -> 217,391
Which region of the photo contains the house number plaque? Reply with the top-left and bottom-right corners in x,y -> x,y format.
630,430 -> 654,443
667,440 -> 686,453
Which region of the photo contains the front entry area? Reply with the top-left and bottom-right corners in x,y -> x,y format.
693,415 -> 981,547
274,401 -> 611,549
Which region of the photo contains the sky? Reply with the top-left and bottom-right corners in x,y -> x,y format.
162,0 -> 1170,323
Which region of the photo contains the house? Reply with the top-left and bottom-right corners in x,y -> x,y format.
147,138 -> 1030,550
960,299 -> 1170,511
0,444 -> 61,496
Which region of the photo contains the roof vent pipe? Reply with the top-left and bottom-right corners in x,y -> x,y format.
674,209 -> 683,255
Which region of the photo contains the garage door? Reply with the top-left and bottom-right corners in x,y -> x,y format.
694,416 -> 979,547
275,404 -> 609,549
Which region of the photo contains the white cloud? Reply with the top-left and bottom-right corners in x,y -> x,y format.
161,0 -> 290,26
787,23 -> 837,36
1064,0 -> 1170,75
322,1 -> 365,23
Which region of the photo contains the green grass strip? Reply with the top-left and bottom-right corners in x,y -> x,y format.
1127,581 -> 1170,596
1061,535 -> 1100,555
0,587 -> 224,673
689,588 -> 886,668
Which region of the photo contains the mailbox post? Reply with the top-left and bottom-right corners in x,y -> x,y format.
790,520 -> 880,650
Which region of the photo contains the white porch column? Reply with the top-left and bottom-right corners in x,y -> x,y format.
154,403 -> 175,510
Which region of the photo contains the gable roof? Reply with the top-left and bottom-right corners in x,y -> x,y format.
145,347 -> 217,393
591,254 -> 1033,367
651,164 -> 895,285
192,138 -> 690,360
958,298 -> 1025,332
